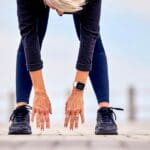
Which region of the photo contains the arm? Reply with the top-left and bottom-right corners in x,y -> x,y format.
64,0 -> 101,130
17,1 -> 51,130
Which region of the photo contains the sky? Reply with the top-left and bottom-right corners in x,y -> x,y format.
0,0 -> 150,121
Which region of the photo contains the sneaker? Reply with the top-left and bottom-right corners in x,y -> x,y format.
8,105 -> 32,135
95,107 -> 123,135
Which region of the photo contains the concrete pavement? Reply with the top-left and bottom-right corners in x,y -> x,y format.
0,122 -> 150,150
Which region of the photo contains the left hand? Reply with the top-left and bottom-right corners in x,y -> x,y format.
64,89 -> 85,130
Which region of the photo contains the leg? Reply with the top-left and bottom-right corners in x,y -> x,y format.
8,0 -> 49,135
73,1 -> 121,135
89,36 -> 109,106
16,41 -> 32,104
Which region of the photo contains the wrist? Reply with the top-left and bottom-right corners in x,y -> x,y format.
72,88 -> 84,95
34,89 -> 47,95
73,81 -> 85,91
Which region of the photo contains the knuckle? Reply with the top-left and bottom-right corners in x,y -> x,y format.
67,109 -> 71,113
65,116 -> 69,119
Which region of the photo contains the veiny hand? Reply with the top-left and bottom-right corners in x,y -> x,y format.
64,89 -> 85,130
31,92 -> 52,130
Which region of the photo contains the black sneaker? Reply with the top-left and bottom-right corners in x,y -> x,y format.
8,105 -> 32,135
95,107 -> 123,135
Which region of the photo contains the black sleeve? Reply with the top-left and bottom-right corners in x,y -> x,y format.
17,0 -> 44,71
76,0 -> 102,71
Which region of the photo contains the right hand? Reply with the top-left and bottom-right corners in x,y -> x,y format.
31,92 -> 52,130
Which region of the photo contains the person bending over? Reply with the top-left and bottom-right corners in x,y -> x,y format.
9,0 -> 123,135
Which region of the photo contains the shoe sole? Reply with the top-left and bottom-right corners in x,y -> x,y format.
95,130 -> 118,135
8,129 -> 32,135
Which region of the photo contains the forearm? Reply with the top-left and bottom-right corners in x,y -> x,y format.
29,70 -> 46,94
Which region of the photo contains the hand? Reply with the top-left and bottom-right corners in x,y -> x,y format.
31,92 -> 52,130
64,89 -> 85,130
45,0 -> 64,16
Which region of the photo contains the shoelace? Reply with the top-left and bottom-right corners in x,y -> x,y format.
98,107 -> 124,122
9,105 -> 32,122
109,107 -> 124,120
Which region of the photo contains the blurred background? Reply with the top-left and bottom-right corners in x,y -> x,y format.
0,0 -> 150,124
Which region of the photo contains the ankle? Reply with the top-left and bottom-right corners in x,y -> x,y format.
99,102 -> 109,108
17,102 -> 28,107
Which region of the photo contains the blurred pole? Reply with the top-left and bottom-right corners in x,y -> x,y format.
128,86 -> 136,121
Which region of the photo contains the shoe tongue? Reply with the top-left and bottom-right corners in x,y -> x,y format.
98,107 -> 113,114
16,105 -> 29,113
98,107 -> 110,111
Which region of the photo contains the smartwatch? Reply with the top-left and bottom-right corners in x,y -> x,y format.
73,81 -> 85,91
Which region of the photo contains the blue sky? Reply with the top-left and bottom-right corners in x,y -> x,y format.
0,0 -> 150,97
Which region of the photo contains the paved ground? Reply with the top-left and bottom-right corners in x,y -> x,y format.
0,122 -> 150,150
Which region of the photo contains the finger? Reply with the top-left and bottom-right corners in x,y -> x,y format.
56,9 -> 63,16
40,112 -> 45,130
64,111 -> 71,127
70,112 -> 75,130
64,112 -> 70,127
37,108 -> 42,129
43,107 -> 50,128
65,102 -> 68,114
74,112 -> 79,128
80,110 -> 85,124
31,107 -> 36,122
47,0 -> 56,9
36,113 -> 40,128
49,0 -> 64,15
49,103 -> 52,114
45,113 -> 50,128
